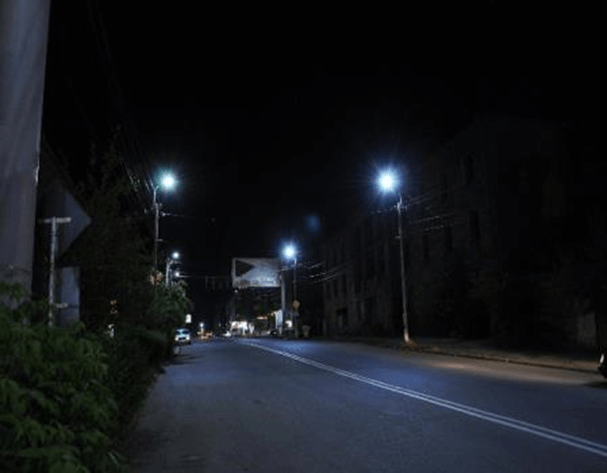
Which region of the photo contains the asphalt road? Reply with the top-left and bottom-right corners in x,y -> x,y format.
127,338 -> 607,472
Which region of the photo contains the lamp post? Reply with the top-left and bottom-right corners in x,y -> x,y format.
152,173 -> 176,273
282,244 -> 298,338
378,170 -> 410,344
165,251 -> 180,287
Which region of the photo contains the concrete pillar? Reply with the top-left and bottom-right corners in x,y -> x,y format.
0,1 -> 52,289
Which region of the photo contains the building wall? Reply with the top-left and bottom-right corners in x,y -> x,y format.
321,115 -> 579,343
322,212 -> 400,336
407,115 -> 568,338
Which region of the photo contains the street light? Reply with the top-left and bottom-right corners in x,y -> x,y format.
282,243 -> 299,337
165,251 -> 180,287
152,173 -> 176,273
377,169 -> 411,344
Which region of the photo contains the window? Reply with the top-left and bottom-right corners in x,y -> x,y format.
469,210 -> 480,241
444,225 -> 453,252
365,249 -> 375,279
465,154 -> 475,184
354,262 -> 362,293
423,234 -> 430,262
364,296 -> 376,325
364,217 -> 374,243
440,172 -> 448,201
377,245 -> 385,275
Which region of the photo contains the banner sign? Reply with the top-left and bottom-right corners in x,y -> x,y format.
231,258 -> 280,289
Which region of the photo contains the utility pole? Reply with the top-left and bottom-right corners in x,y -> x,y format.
39,217 -> 72,325
279,269 -> 286,335
153,187 -> 160,274
396,194 -> 410,343
0,1 -> 52,289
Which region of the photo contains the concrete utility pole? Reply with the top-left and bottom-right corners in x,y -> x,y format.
39,217 -> 72,325
279,269 -> 286,335
396,194 -> 410,343
0,1 -> 52,289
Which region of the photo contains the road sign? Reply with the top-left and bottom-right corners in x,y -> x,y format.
38,180 -> 90,256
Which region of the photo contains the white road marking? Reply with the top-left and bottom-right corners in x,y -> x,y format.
240,341 -> 607,459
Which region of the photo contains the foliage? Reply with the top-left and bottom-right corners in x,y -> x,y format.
67,141 -> 152,334
0,282 -> 126,472
63,140 -> 191,439
6,137 -> 194,472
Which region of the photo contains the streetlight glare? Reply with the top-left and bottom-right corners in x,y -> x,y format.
378,170 -> 398,192
172,251 -> 180,260
283,244 -> 296,260
161,174 -> 176,190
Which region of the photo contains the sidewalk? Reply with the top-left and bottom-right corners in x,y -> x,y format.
324,335 -> 601,374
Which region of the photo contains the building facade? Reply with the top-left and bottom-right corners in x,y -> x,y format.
321,114 -> 596,346
322,210 -> 401,336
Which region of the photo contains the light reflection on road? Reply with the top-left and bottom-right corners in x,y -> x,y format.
421,357 -> 597,385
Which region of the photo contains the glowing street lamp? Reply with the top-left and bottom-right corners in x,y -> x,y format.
152,173 -> 177,273
377,168 -> 410,344
165,251 -> 181,287
282,243 -> 299,337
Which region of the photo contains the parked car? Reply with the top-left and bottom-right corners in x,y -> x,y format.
175,328 -> 191,345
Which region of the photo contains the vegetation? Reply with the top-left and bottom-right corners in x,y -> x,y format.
0,141 -> 191,472
0,282 -> 123,472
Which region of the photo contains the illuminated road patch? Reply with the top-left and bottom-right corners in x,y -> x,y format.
240,340 -> 607,459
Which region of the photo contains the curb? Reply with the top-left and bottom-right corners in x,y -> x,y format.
409,346 -> 599,374
324,336 -> 599,375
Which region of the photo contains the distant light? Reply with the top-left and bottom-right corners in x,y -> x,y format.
174,270 -> 180,277
378,170 -> 398,192
283,244 -> 297,260
161,173 -> 176,190
172,251 -> 180,260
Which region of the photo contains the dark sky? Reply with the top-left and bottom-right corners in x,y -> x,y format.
41,1 -> 601,287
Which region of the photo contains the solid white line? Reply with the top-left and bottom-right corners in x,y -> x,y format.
240,341 -> 607,459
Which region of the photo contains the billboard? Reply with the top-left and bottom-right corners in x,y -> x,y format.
231,258 -> 280,289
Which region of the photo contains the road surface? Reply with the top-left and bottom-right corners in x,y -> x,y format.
127,338 -> 607,472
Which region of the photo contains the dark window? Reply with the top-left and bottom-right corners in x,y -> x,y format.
364,217 -> 373,243
423,234 -> 430,262
366,249 -> 375,279
465,154 -> 474,184
377,246 -> 385,275
336,308 -> 348,331
333,279 -> 338,297
341,275 -> 347,295
469,211 -> 480,241
354,262 -> 362,293
364,296 -> 376,325
444,226 -> 453,252
325,282 -> 331,300
440,172 -> 448,201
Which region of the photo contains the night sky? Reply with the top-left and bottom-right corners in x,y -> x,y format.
41,2 -> 600,311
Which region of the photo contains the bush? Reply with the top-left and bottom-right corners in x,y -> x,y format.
0,282 -> 126,472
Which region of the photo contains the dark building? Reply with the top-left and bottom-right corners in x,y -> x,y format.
322,210 -> 401,337
320,115 -> 604,349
